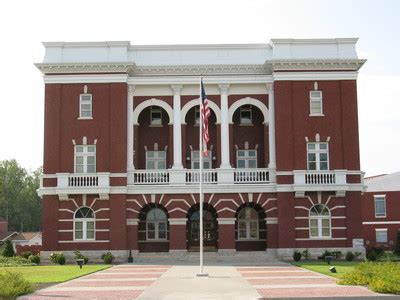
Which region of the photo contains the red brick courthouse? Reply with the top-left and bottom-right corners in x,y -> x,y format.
36,38 -> 367,260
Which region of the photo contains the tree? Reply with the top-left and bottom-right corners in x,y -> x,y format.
0,160 -> 42,232
1,240 -> 15,257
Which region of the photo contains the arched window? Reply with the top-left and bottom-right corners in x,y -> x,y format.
146,208 -> 167,240
74,207 -> 95,240
238,207 -> 258,240
309,204 -> 331,238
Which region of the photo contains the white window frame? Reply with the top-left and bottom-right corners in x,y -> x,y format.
236,149 -> 257,169
146,151 -> 167,170
307,142 -> 329,171
146,208 -> 167,240
309,90 -> 324,116
309,205 -> 331,239
237,207 -> 259,240
79,93 -> 93,119
74,207 -> 95,241
74,145 -> 96,173
240,105 -> 253,125
375,228 -> 388,244
191,150 -> 212,169
150,107 -> 162,126
374,195 -> 387,218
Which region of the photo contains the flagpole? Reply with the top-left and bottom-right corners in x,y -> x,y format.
197,75 -> 207,277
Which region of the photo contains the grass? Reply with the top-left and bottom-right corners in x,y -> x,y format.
291,261 -> 358,278
0,265 -> 111,283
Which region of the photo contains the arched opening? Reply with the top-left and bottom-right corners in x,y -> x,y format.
232,105 -> 268,168
235,203 -> 266,251
187,203 -> 218,251
138,204 -> 169,252
74,207 -> 95,241
137,106 -> 171,170
184,106 -> 218,169
309,204 -> 331,238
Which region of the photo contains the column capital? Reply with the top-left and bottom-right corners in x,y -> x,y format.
171,84 -> 183,95
218,84 -> 230,94
266,83 -> 274,92
128,84 -> 136,96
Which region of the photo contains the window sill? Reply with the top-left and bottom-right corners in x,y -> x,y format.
375,215 -> 387,218
149,124 -> 163,127
239,123 -> 254,127
138,240 -> 169,243
309,114 -> 325,117
77,117 -> 93,120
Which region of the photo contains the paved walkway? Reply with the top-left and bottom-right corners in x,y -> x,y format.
21,262 -> 388,299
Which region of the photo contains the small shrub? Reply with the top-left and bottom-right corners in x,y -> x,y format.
293,251 -> 301,262
301,249 -> 310,260
1,240 -> 15,257
378,251 -> 398,262
0,270 -> 34,298
394,231 -> 400,256
320,250 -> 333,260
50,252 -> 66,265
101,252 -> 115,264
20,251 -> 33,259
28,254 -> 40,265
74,250 -> 89,264
367,249 -> 378,261
331,250 -> 343,260
345,251 -> 355,262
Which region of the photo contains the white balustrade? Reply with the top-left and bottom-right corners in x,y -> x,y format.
133,170 -> 170,184
185,170 -> 218,184
234,168 -> 270,183
57,173 -> 110,189
294,170 -> 347,186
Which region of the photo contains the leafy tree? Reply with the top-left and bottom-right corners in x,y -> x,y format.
0,160 -> 42,232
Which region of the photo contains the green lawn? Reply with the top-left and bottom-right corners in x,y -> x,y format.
0,265 -> 111,283
291,261 -> 359,278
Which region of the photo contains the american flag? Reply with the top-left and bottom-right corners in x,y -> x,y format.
200,79 -> 211,156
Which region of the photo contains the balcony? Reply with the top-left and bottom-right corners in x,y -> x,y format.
131,168 -> 271,185
293,170 -> 348,197
56,172 -> 110,200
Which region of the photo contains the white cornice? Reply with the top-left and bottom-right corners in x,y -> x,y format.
43,41 -> 131,47
130,43 -> 271,50
273,71 -> 359,81
128,75 -> 273,85
266,59 -> 366,71
36,62 -> 135,75
43,74 -> 129,84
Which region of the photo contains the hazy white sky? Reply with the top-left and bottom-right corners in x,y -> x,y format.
0,0 -> 399,176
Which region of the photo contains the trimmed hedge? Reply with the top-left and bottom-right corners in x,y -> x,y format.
338,262 -> 400,294
0,255 -> 32,267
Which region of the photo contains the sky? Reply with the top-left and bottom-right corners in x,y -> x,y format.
0,0 -> 399,176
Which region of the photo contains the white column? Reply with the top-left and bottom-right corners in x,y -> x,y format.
127,84 -> 135,185
171,85 -> 183,169
268,83 -> 276,183
219,84 -> 231,169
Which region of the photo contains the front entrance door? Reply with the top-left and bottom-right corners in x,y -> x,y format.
188,209 -> 217,251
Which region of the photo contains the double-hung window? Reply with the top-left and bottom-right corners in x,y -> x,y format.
375,228 -> 388,244
238,207 -> 258,240
75,145 -> 96,173
307,142 -> 329,171
309,204 -> 331,238
191,150 -> 212,169
310,91 -> 323,116
150,107 -> 162,125
74,207 -> 95,240
146,151 -> 166,169
237,150 -> 257,169
79,94 -> 92,118
240,106 -> 252,124
374,196 -> 386,218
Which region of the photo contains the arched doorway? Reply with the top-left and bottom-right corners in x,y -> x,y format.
187,203 -> 218,251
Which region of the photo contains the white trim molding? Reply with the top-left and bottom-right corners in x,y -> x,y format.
181,98 -> 221,124
228,97 -> 269,124
132,98 -> 173,125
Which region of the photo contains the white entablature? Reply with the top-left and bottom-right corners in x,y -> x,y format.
36,38 -> 366,75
